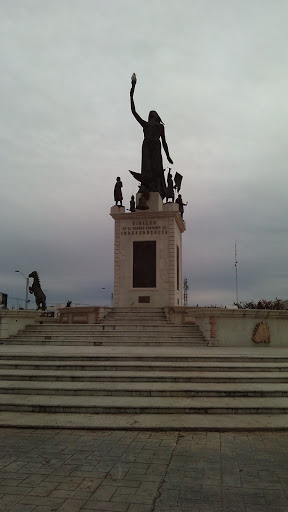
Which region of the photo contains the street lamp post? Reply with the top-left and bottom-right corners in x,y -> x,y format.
15,270 -> 29,310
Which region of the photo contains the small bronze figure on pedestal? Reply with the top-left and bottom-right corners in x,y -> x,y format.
165,168 -> 174,203
175,194 -> 187,219
114,177 -> 123,206
129,195 -> 136,212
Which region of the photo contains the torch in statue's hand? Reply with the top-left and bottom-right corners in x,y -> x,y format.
130,73 -> 137,96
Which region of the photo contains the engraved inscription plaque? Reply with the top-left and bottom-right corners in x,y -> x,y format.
138,296 -> 150,303
133,241 -> 156,288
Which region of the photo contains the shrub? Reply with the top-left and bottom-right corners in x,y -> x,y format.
234,298 -> 284,310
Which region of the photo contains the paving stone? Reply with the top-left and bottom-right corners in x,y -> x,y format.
83,501 -> 129,511
244,495 -> 267,506
0,495 -> 23,511
0,485 -> 29,496
113,487 -> 137,496
52,464 -> 79,476
28,481 -> 59,497
17,464 -> 52,475
57,499 -> 87,512
127,505 -> 152,512
76,478 -> 102,492
265,507 -> 288,512
136,481 -> 159,495
154,506 -> 179,512
33,507 -> 58,512
20,496 -> 65,507
89,485 -> 116,501
124,473 -> 161,483
245,507 -> 267,512
222,494 -> 245,510
49,489 -> 92,501
9,504 -> 36,512
70,470 -> 107,479
1,478 -> 27,486
107,465 -> 129,480
155,489 -> 179,507
179,487 -> 201,500
21,474 -> 47,487
56,477 -> 85,490
222,475 -> 242,486
92,462 -> 114,472
146,463 -> 166,476
264,488 -> 288,506
111,492 -> 155,505
3,461 -> 29,472
201,485 -> 222,501
105,478 -> 139,489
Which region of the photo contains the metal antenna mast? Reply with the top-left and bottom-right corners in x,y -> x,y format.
235,242 -> 239,304
183,277 -> 189,306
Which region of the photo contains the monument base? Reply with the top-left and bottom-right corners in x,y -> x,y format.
110,193 -> 185,307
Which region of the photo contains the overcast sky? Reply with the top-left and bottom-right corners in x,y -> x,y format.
1,0 -> 288,308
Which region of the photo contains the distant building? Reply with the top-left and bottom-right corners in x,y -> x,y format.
46,304 -> 66,317
0,292 -> 8,309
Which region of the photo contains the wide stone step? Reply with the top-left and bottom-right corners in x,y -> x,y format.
0,369 -> 287,382
6,332 -> 204,340
1,347 -> 288,363
1,380 -> 288,397
104,311 -> 167,321
103,316 -> 167,320
0,394 -> 287,414
111,307 -> 164,312
5,340 -> 206,347
0,360 -> 287,371
106,310 -> 166,313
108,310 -> 165,314
24,325 -> 201,332
0,411 -> 286,430
102,320 -> 168,325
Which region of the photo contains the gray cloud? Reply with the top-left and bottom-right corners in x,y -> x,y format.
1,0 -> 288,307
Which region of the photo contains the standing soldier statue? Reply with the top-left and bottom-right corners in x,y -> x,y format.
114,177 -> 123,206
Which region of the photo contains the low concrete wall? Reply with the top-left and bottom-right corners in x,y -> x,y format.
0,311 -> 42,340
165,307 -> 288,347
59,306 -> 111,324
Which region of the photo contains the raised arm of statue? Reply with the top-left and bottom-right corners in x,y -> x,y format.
130,80 -> 145,128
161,128 -> 173,165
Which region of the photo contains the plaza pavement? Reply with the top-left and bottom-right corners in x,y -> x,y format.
0,428 -> 287,511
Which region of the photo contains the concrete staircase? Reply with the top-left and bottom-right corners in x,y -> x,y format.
0,308 -> 288,430
4,308 -> 207,347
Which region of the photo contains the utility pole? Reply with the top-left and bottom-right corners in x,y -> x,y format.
15,270 -> 30,309
235,242 -> 239,305
183,277 -> 189,306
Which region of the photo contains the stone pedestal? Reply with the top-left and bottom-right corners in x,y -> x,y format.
110,193 -> 186,307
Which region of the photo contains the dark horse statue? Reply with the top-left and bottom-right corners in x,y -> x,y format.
29,271 -> 46,311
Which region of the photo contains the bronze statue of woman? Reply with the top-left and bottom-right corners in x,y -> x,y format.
130,74 -> 173,198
